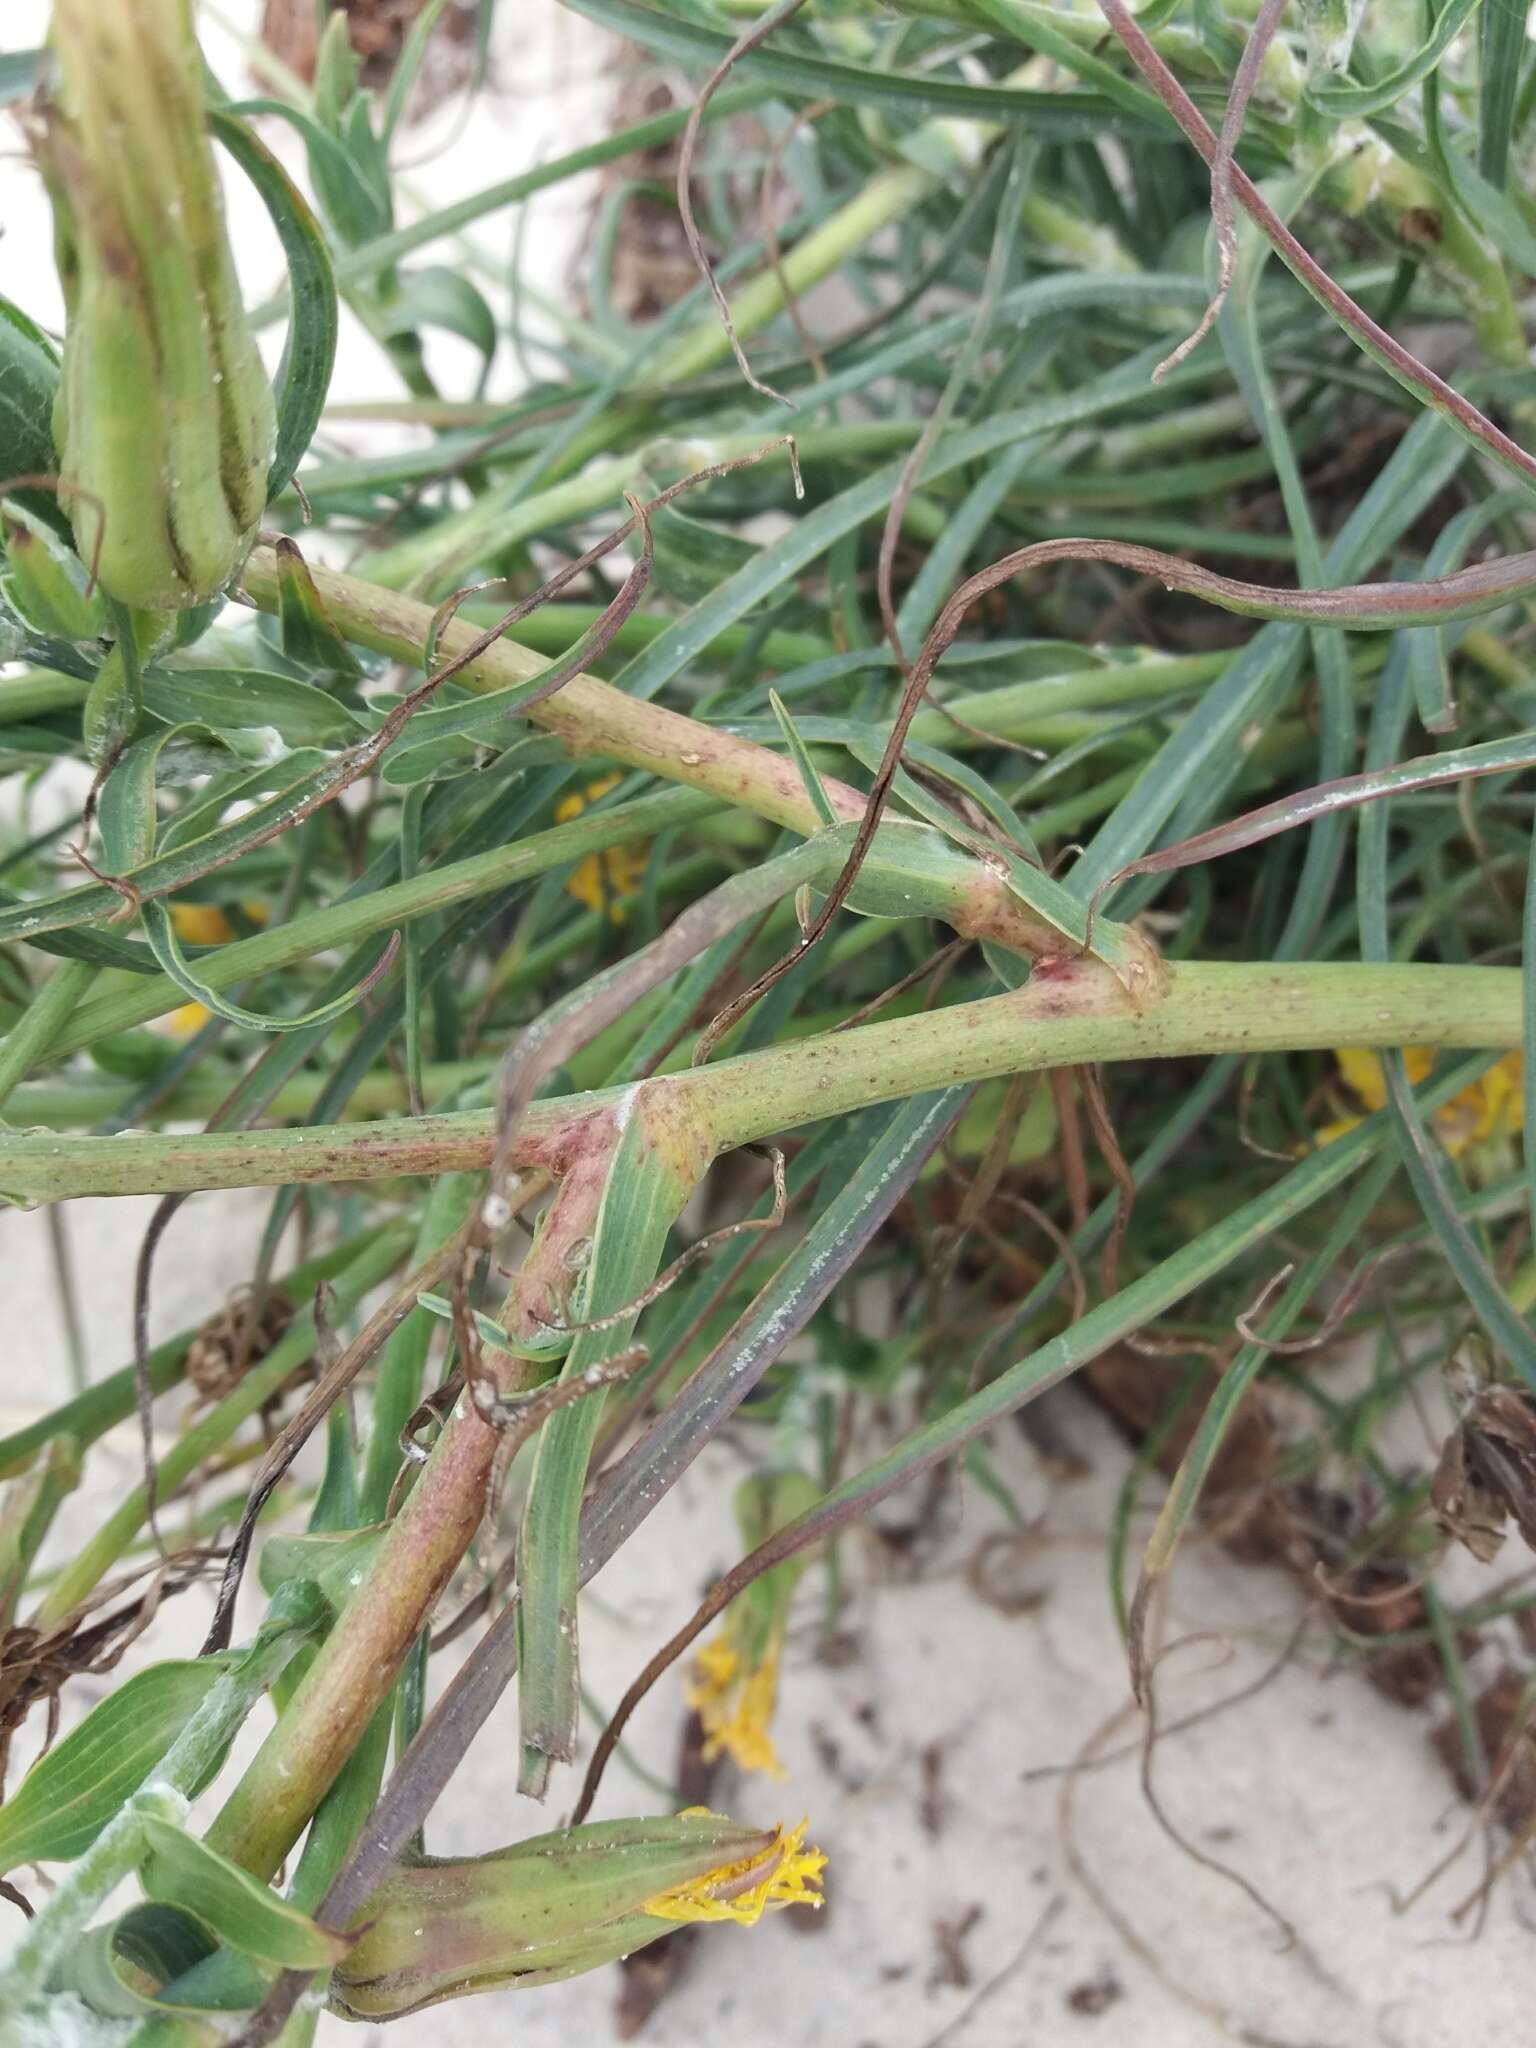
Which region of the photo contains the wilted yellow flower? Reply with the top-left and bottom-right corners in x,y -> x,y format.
331,1809 -> 817,2016
686,1471 -> 821,1778
553,773 -> 647,922
1320,1046 -> 1524,1155
642,1814 -> 826,1926
686,1625 -> 787,1778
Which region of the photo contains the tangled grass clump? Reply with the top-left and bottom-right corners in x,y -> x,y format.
4,0 -> 1536,2036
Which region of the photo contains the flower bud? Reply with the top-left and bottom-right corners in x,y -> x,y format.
39,0 -> 275,611
331,1811 -> 825,2018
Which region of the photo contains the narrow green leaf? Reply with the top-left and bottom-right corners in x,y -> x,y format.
1135,1152 -> 1397,1628
517,1111 -> 697,1795
1358,647 -> 1536,1388
0,1660 -> 236,1871
382,266 -> 498,376
139,897 -> 398,1035
139,1814 -> 352,1969
1478,0 -> 1525,188
1307,0 -> 1481,117
1402,492 -> 1530,734
143,666 -> 366,747
582,1090 -> 969,1573
770,690 -> 839,828
0,296 -> 67,540
55,1903 -> 221,2021
272,536 -> 364,679
210,111 -> 339,499
561,0 -> 1162,131
1075,410 -> 1469,904
2,505 -> 103,638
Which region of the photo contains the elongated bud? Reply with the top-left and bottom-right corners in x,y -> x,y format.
39,0 -> 275,611
332,1811 -> 825,2018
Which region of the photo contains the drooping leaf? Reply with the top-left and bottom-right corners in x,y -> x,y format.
139,1813 -> 353,1969
210,109 -> 340,499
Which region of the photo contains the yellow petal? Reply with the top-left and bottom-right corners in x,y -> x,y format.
166,1001 -> 211,1036
169,901 -> 235,946
643,1817 -> 826,1926
1333,1046 -> 1389,1111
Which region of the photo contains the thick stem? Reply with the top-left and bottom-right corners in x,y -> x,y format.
202,1402 -> 503,1880
0,958 -> 97,1115
235,544 -> 1065,963
202,1109 -> 637,1880
235,543 -> 859,837
1,961 -> 1521,1204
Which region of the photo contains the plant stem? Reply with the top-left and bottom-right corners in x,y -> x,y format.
0,959 -> 96,1116
235,545 -> 1073,966
0,961 -> 1519,1204
200,1098 -> 668,1877
4,1062 -> 491,1132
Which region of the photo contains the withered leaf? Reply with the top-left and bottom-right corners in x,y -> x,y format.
1432,1386 -> 1536,1563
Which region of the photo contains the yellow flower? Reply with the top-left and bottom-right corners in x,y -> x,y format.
1320,1046 -> 1524,1155
686,1625 -> 787,1779
169,901 -> 235,947
553,773 -> 647,923
642,1814 -> 826,1926
168,898 -> 268,947
166,1001 -> 212,1036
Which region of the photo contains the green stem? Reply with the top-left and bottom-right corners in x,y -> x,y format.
235,546 -> 1074,967
0,962 -> 1519,1204
653,161 -> 936,388
50,787 -> 720,1053
0,959 -> 97,1116
4,1061 -> 490,1133
201,1103 -> 664,1877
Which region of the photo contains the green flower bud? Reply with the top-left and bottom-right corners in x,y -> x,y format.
39,0 -> 275,612
331,1811 -> 825,2018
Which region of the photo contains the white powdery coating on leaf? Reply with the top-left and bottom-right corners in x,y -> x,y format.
2,1994 -> 136,2048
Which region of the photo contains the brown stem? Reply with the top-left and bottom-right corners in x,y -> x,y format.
201,1110 -> 626,1880
675,0 -> 812,408
237,543 -> 1066,967
1154,0 -> 1290,380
